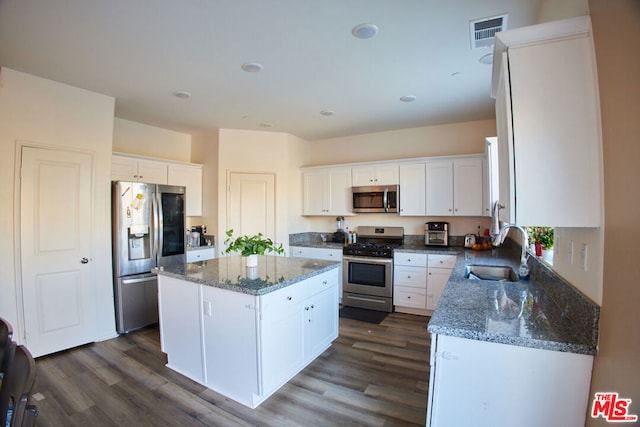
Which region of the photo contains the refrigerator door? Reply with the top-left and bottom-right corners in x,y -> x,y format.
114,273 -> 158,333
113,182 -> 157,277
157,184 -> 186,267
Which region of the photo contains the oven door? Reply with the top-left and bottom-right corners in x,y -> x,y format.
342,255 -> 393,298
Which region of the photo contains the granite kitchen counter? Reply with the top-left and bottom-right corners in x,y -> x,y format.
155,255 -> 340,296
427,246 -> 599,355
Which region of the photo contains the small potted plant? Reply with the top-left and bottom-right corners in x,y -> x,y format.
526,226 -> 554,257
223,229 -> 285,267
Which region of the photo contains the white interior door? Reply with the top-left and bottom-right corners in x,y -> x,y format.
228,172 -> 276,244
20,146 -> 97,357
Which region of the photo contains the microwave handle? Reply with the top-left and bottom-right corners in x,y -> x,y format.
383,188 -> 388,212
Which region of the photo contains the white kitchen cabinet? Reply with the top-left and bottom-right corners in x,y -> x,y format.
426,255 -> 456,311
351,164 -> 399,186
399,163 -> 426,216
426,157 -> 484,216
167,163 -> 203,216
186,247 -> 215,263
427,334 -> 594,427
491,16 -> 602,227
157,268 -> 339,409
290,246 -> 342,301
302,167 -> 352,216
111,154 -> 168,184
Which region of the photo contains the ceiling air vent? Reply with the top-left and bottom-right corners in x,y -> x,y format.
470,14 -> 508,49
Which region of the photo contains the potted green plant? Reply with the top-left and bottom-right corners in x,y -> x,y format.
223,229 -> 285,267
525,226 -> 554,257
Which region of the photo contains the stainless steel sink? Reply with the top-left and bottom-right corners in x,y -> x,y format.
463,265 -> 519,282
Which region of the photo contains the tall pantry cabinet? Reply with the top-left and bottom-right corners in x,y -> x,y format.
491,16 -> 603,227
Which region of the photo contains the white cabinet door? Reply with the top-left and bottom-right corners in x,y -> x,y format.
111,154 -> 168,184
426,161 -> 454,216
426,268 -> 451,311
326,167 -> 352,215
168,163 -> 203,216
305,284 -> 339,360
157,276 -> 203,382
399,163 -> 426,216
352,164 -> 399,186
453,158 -> 484,216
303,170 -> 327,215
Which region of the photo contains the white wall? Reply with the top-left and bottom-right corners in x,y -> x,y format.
0,68 -> 116,341
113,118 -> 192,162
191,130 -> 220,240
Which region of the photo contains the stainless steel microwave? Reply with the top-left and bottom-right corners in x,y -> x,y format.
352,185 -> 399,213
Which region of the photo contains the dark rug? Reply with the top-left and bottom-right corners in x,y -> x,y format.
339,306 -> 388,324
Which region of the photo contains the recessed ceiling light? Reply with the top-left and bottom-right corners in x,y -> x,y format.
400,95 -> 416,103
320,109 -> 335,116
451,71 -> 461,77
352,23 -> 379,39
479,53 -> 494,65
173,90 -> 191,99
241,62 -> 263,73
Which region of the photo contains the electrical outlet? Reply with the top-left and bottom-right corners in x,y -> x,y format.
580,243 -> 588,271
568,240 -> 574,265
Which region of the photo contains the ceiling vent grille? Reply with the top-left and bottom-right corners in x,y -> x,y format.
470,14 -> 508,49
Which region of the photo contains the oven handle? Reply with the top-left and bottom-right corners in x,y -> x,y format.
383,188 -> 388,212
343,255 -> 393,265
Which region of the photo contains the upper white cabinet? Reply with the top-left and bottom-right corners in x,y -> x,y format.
112,154 -> 168,184
491,16 -> 602,227
168,163 -> 203,216
112,154 -> 203,216
351,164 -> 399,187
399,163 -> 426,216
303,167 -> 352,216
426,157 -> 484,216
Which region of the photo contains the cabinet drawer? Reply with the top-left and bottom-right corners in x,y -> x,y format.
307,269 -> 339,297
260,281 -> 307,317
428,254 -> 457,269
186,247 -> 216,262
394,288 -> 426,309
394,252 -> 427,267
393,266 -> 427,289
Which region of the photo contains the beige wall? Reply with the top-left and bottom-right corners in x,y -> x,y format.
0,68 -> 116,341
113,118 -> 192,162
305,119 -> 496,166
587,1 -> 640,424
191,130 -> 220,239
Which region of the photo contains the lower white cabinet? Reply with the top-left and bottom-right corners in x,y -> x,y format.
290,245 -> 343,300
394,253 -> 455,315
158,268 -> 339,409
186,247 -> 216,263
427,334 -> 594,427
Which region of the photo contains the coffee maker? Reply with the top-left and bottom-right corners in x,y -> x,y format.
191,225 -> 207,247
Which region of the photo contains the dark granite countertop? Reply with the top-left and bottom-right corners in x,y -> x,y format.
155,255 -> 340,296
427,246 -> 599,355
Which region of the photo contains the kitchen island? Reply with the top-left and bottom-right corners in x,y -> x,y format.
154,255 -> 340,409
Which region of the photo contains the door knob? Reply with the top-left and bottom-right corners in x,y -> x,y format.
80,257 -> 89,264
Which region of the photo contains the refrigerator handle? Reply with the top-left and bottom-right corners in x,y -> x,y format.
152,190 -> 160,264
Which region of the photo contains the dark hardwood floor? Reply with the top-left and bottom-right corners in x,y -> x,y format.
31,312 -> 430,426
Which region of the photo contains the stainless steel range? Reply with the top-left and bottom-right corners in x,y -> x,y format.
342,226 -> 403,312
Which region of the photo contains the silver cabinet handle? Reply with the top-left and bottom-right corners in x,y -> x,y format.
80,257 -> 89,264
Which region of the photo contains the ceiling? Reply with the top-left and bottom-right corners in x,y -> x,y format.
0,0 -> 542,141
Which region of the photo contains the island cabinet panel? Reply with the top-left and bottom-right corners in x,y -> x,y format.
157,276 -> 204,382
201,286 -> 259,403
305,269 -> 339,359
427,334 -> 594,427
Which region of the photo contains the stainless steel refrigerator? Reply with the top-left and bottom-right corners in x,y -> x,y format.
112,181 -> 186,333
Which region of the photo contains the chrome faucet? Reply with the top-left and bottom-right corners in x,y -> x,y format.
496,223 -> 530,279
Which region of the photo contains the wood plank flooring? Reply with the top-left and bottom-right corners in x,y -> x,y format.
31,312 -> 430,426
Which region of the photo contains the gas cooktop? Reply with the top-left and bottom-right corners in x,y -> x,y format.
342,226 -> 404,258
